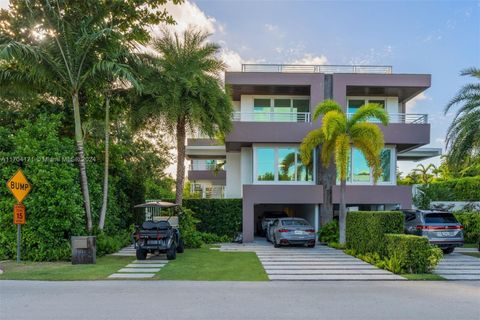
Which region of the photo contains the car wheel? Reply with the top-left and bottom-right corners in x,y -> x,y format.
136,249 -> 147,260
167,243 -> 177,260
273,236 -> 280,248
177,238 -> 185,253
442,247 -> 455,254
307,243 -> 316,248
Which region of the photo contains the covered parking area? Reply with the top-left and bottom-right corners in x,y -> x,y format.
254,204 -> 318,237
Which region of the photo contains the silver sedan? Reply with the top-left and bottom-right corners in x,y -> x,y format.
268,218 -> 316,248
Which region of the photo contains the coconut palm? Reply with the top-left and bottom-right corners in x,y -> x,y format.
300,100 -> 389,244
133,28 -> 233,205
0,2 -> 158,233
444,67 -> 480,168
412,163 -> 436,184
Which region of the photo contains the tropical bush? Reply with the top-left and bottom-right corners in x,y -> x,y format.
318,220 -> 339,243
454,212 -> 480,244
178,208 -> 231,248
385,234 -> 443,273
417,177 -> 480,202
168,199 -> 242,238
346,211 -> 404,255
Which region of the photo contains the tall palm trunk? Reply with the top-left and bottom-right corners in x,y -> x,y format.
175,117 -> 186,206
98,94 -> 110,231
339,179 -> 347,244
73,92 -> 93,233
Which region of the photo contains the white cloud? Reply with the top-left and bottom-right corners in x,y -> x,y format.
219,48 -> 263,71
289,53 -> 328,65
406,92 -> 430,112
348,45 -> 394,65
265,24 -> 279,32
0,0 -> 8,9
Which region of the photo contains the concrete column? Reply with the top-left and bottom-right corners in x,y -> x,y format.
314,204 -> 320,242
242,196 -> 254,243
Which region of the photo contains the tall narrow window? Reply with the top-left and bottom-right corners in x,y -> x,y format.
379,149 -> 392,183
278,148 -> 296,181
296,149 -> 313,182
293,99 -> 310,122
256,148 -> 275,181
352,148 -> 371,183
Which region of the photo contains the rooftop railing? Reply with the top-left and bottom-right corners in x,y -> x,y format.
241,64 -> 393,74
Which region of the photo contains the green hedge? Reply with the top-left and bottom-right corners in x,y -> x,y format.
454,212 -> 480,244
318,220 -> 339,243
385,234 -> 443,273
167,199 -> 242,238
419,177 -> 480,201
346,211 -> 404,255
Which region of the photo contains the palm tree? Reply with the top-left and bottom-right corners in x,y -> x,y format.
0,2 -> 152,233
300,100 -> 389,244
444,67 -> 480,168
133,28 -> 233,205
412,163 -> 435,184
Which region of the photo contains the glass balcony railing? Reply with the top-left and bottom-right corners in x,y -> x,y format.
346,113 -> 428,124
232,112 -> 311,123
241,64 -> 393,74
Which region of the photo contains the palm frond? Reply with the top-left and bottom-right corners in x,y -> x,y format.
312,99 -> 343,121
335,133 -> 351,182
460,67 -> 480,78
322,110 -> 346,139
347,103 -> 389,127
349,122 -> 385,152
300,128 -> 324,165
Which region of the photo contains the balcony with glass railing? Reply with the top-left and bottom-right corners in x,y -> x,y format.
231,111 -> 428,124
190,184 -> 225,199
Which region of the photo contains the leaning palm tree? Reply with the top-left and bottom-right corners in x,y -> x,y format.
444,67 -> 480,169
300,100 -> 389,244
133,28 -> 233,205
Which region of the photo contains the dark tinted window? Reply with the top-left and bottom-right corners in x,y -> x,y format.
264,212 -> 288,219
281,219 -> 309,226
424,213 -> 458,224
403,211 -> 416,221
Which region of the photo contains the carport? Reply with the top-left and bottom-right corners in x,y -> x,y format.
254,204 -> 318,237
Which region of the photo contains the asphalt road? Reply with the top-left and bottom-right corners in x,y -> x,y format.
0,280 -> 479,320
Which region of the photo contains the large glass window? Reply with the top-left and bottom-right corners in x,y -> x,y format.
352,148 -> 371,183
252,98 -> 310,122
256,148 -> 275,181
254,99 -> 271,121
348,98 -> 386,116
255,146 -> 314,183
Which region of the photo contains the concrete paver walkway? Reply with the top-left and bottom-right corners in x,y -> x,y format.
434,251 -> 480,280
108,246 -> 169,279
220,242 -> 404,281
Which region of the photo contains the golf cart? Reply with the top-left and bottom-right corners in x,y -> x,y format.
132,201 -> 184,260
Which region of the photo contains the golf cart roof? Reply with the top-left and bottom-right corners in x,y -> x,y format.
134,201 -> 178,209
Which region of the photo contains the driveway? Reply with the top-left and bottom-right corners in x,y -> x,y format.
220,241 -> 403,280
434,250 -> 480,280
1,280 -> 479,320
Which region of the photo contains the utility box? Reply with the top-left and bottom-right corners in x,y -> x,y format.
71,236 -> 96,264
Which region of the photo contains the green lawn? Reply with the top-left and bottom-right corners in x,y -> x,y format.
401,273 -> 445,281
461,252 -> 480,258
462,243 -> 478,248
0,256 -> 132,281
155,247 -> 268,281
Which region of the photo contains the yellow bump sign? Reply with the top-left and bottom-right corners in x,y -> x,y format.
6,169 -> 31,203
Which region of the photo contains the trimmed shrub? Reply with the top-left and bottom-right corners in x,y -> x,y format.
385,234 -> 443,273
96,231 -> 132,257
418,177 -> 480,202
167,199 -> 242,238
318,220 -> 339,243
454,212 -> 480,244
346,211 -> 404,255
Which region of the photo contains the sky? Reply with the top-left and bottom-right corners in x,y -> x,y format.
1,0 -> 479,176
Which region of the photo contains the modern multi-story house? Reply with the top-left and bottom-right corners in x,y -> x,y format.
186,64 -> 440,242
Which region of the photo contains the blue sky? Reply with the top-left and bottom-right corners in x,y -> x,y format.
0,0 -> 478,174
192,0 -> 479,173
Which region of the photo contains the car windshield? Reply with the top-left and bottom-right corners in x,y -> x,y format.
424,213 -> 458,224
281,219 -> 309,226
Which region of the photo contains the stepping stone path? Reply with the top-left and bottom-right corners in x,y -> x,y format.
220,242 -> 404,281
434,252 -> 480,280
109,246 -> 169,279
